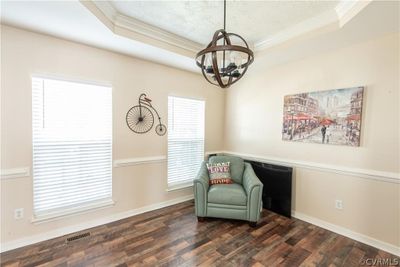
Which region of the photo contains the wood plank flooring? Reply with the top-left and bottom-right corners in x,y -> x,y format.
1,200 -> 398,267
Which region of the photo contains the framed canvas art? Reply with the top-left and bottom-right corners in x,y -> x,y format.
282,87 -> 364,146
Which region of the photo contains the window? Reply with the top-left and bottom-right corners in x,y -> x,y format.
167,96 -> 205,188
32,77 -> 112,220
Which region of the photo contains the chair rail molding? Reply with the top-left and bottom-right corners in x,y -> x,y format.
0,167 -> 30,180
221,151 -> 400,184
3,151 -> 398,183
114,151 -> 223,168
113,156 -> 167,168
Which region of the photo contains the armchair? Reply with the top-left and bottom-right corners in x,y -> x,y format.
193,155 -> 263,226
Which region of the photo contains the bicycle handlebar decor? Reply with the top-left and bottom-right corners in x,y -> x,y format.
126,93 -> 167,136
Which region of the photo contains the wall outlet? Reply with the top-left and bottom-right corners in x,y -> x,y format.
335,200 -> 343,210
14,208 -> 24,219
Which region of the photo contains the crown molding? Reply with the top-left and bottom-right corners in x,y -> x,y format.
80,0 -> 203,58
254,0 -> 372,51
91,0 -> 117,22
114,14 -> 203,53
335,0 -> 372,27
81,0 -> 372,57
254,9 -> 338,51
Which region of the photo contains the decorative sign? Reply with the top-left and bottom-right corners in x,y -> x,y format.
282,87 -> 364,146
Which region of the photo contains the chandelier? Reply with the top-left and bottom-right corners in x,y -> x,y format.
195,0 -> 254,88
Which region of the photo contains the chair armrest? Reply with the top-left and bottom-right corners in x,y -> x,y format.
193,162 -> 209,217
243,163 -> 263,193
242,163 -> 263,222
194,161 -> 210,189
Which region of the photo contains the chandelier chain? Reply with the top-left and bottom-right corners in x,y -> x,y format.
223,0 -> 226,69
224,0 -> 226,31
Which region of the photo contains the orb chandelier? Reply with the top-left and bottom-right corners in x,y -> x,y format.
195,0 -> 254,88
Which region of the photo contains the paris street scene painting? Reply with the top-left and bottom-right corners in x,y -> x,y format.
282,87 -> 364,146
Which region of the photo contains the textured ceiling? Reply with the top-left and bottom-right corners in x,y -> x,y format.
110,0 -> 339,45
2,0 -> 397,73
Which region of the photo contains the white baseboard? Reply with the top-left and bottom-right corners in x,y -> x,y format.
0,194 -> 194,253
292,211 -> 400,256
2,196 -> 398,257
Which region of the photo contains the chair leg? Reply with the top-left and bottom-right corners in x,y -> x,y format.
197,217 -> 205,222
249,221 -> 257,228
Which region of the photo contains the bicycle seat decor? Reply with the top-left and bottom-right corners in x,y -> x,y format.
126,93 -> 167,136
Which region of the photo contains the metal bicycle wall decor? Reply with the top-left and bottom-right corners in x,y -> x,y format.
126,93 -> 167,136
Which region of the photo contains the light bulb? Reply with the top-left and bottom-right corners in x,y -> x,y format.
205,54 -> 211,67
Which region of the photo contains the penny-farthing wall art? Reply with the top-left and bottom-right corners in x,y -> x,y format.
126,93 -> 167,136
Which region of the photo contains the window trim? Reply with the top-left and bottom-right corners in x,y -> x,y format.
31,199 -> 115,224
166,182 -> 193,192
31,74 -> 112,88
31,75 -> 114,222
167,95 -> 206,189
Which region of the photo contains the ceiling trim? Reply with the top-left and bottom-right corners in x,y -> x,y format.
114,14 -> 203,52
81,0 -> 372,56
254,0 -> 372,51
254,9 -> 338,51
335,0 -> 372,27
80,0 -> 203,58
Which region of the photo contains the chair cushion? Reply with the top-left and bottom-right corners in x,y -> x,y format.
209,156 -> 244,184
208,184 -> 247,206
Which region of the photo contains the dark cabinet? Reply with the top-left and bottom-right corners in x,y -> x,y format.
246,160 -> 293,218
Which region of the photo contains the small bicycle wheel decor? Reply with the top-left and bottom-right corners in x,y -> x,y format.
126,93 -> 167,136
155,124 -> 167,136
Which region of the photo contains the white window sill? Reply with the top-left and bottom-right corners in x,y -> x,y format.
166,182 -> 193,192
32,198 -> 115,224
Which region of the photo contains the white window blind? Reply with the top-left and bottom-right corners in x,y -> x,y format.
168,96 -> 205,187
32,77 -> 112,220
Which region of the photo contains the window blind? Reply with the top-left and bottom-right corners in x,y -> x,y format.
167,96 -> 205,187
32,77 -> 112,220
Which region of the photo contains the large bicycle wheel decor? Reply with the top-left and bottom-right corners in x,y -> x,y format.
126,93 -> 167,136
126,105 -> 154,134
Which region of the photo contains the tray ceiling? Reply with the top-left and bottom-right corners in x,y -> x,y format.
1,0 -> 397,73
109,0 -> 339,46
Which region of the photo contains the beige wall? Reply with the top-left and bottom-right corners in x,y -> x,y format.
0,26 -> 225,244
1,24 -> 399,253
224,33 -> 400,247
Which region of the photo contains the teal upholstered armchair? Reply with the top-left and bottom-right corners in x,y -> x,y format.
193,155 -> 263,226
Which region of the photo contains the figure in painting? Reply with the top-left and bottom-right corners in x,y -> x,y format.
326,126 -> 331,144
321,125 -> 326,143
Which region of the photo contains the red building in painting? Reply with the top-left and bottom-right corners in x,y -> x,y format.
283,93 -> 319,140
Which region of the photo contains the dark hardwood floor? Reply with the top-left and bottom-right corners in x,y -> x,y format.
1,200 -> 397,267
